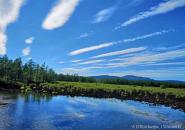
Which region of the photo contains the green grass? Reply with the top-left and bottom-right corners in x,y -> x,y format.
47,81 -> 185,98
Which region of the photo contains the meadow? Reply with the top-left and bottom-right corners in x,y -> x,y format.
45,81 -> 185,98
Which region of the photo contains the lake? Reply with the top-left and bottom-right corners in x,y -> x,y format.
0,92 -> 185,130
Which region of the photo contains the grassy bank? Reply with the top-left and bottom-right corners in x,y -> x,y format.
31,81 -> 184,111
2,80 -> 185,111
46,81 -> 185,98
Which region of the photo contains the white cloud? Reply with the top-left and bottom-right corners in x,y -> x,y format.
153,44 -> 185,52
69,29 -> 170,56
146,61 -> 185,66
61,67 -> 90,75
0,33 -> 6,55
72,48 -> 185,70
60,66 -> 104,75
92,6 -> 116,23
42,0 -> 80,30
69,42 -> 116,56
79,33 -> 89,38
104,49 -> 185,68
79,31 -> 93,38
134,49 -> 185,63
0,0 -> 24,55
78,59 -> 104,65
25,36 -> 34,44
122,0 -> 185,27
66,48 -> 185,80
109,57 -> 131,62
91,47 -> 146,59
65,48 -> 185,79
123,30 -> 170,42
22,46 -> 30,56
71,59 -> 84,63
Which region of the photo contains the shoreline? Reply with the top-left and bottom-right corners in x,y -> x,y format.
35,87 -> 185,112
27,81 -> 185,112
1,81 -> 185,112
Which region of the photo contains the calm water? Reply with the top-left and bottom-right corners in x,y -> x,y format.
0,92 -> 185,130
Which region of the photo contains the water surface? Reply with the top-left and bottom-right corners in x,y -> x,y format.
0,92 -> 185,130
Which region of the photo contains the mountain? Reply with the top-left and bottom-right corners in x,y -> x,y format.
91,75 -> 121,80
91,75 -> 185,83
91,75 -> 153,81
163,80 -> 185,83
121,75 -> 153,81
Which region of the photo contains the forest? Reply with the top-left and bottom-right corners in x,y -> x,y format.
0,55 -> 95,85
0,55 -> 57,84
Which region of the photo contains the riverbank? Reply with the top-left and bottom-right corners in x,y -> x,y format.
1,92 -> 185,130
19,81 -> 185,112
0,92 -> 15,106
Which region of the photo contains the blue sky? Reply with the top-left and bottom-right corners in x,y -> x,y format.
1,0 -> 185,80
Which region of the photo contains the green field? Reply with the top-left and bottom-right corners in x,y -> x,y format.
46,81 -> 185,98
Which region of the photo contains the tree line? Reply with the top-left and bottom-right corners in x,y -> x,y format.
98,78 -> 185,88
57,74 -> 96,83
0,55 -> 57,84
0,55 -> 95,85
0,55 -> 184,88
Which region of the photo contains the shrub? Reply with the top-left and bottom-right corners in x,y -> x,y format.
160,84 -> 166,89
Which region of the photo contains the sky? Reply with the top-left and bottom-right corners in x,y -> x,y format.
0,0 -> 185,81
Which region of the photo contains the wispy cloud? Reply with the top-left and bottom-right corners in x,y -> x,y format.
72,48 -> 185,70
121,0 -> 185,27
58,61 -> 65,64
42,0 -> 80,30
153,44 -> 185,52
92,6 -> 116,23
123,30 -> 170,42
64,47 -> 185,80
78,59 -> 104,65
78,31 -> 93,39
134,49 -> 185,63
69,42 -> 117,56
60,67 -> 90,75
109,57 -> 132,62
0,0 -> 24,55
25,36 -> 34,44
79,33 -> 89,38
71,59 -> 84,63
60,66 -> 104,75
22,46 -> 30,56
104,48 -> 185,68
146,61 -> 185,66
69,30 -> 170,56
91,47 -> 146,59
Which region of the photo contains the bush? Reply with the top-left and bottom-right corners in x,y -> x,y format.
160,84 -> 166,89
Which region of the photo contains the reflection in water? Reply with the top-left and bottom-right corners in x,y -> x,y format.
0,92 -> 185,130
130,109 -> 150,117
0,92 -> 17,105
19,93 -> 53,104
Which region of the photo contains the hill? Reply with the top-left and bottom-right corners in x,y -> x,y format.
91,75 -> 153,81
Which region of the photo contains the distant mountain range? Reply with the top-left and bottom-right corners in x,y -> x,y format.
91,75 -> 153,81
91,75 -> 185,83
